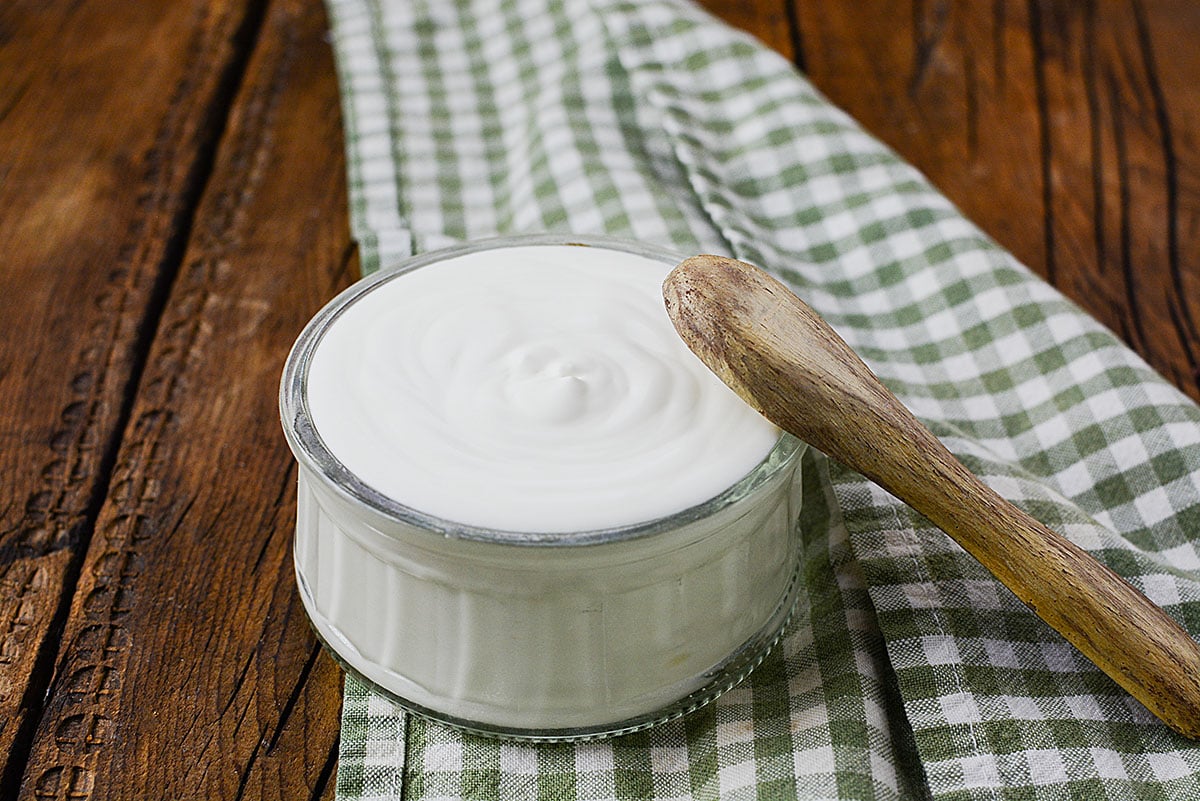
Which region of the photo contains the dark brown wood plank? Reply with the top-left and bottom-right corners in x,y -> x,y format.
0,0 -> 265,790
695,0 -> 1200,402
12,0 -> 352,796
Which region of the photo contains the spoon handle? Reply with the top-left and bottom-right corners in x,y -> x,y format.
664,254 -> 1200,739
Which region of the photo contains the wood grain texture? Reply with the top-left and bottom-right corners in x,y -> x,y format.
9,0 -> 352,797
0,0 -> 265,790
666,254 -> 1200,738
694,0 -> 1200,402
1,0 -> 1198,796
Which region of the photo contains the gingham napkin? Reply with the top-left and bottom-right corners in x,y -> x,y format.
322,0 -> 1200,798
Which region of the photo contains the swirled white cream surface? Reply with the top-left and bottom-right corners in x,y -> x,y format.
305,244 -> 779,532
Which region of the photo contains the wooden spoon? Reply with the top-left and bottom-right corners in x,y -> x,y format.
663,253 -> 1200,739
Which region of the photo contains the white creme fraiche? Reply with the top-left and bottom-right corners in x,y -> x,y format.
306,243 -> 780,532
285,239 -> 804,736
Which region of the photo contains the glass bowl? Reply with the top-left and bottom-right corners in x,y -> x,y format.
279,234 -> 805,740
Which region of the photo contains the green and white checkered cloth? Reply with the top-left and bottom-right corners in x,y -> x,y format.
322,0 -> 1200,797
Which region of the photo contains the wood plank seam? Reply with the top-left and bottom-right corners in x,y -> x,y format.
0,0 -> 271,797
15,1 -> 322,796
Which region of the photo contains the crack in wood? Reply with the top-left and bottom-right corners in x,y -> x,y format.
1130,0 -> 1197,371
329,239 -> 361,293
222,653 -> 257,719
1105,68 -> 1151,356
1166,295 -> 1200,390
963,45 -> 979,158
309,738 -> 340,801
1082,0 -> 1106,280
783,0 -> 806,73
265,642 -> 322,756
991,0 -> 1007,90
0,75 -> 34,126
909,0 -> 950,98
232,734 -> 265,801
1027,0 -> 1057,287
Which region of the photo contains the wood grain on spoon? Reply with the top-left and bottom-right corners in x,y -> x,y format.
663,253 -> 1200,739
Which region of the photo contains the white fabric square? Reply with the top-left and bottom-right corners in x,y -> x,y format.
499,743 -> 539,774
717,758 -> 758,792
957,753 -> 1002,789
423,741 -> 463,771
649,744 -> 690,774
1026,749 -> 1069,785
1089,747 -> 1130,780
576,743 -> 615,774
1003,694 -> 1043,720
922,635 -> 963,666
940,692 -> 982,725
793,746 -> 837,776
1146,752 -> 1192,781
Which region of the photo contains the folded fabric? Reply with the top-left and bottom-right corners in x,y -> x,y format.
322,0 -> 1200,798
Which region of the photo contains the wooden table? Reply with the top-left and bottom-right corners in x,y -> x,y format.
2,1 -> 1196,798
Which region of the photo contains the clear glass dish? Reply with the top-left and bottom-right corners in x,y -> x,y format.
279,234 -> 805,740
